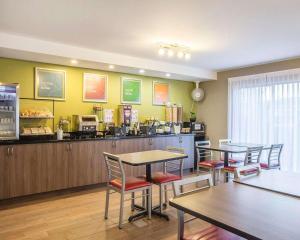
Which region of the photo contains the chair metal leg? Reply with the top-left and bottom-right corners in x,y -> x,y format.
131,192 -> 135,211
142,190 -> 146,208
223,171 -> 227,183
177,210 -> 184,240
159,185 -> 163,213
148,187 -> 152,220
119,192 -> 125,229
104,188 -> 110,219
212,169 -> 216,186
164,184 -> 168,206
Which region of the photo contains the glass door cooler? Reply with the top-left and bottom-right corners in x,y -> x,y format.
0,83 -> 19,140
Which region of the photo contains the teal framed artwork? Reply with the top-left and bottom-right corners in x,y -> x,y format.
35,67 -> 66,101
121,77 -> 142,104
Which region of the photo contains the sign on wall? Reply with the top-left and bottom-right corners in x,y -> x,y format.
35,67 -> 66,101
121,77 -> 142,104
83,73 -> 108,102
153,81 -> 169,105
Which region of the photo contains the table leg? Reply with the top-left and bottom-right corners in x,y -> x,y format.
224,152 -> 229,182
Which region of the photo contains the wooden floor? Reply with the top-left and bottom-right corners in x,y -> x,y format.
0,184 -> 210,240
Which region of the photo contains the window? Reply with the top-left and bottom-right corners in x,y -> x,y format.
228,69 -> 300,172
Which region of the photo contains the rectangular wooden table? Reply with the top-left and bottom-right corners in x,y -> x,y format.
169,182 -> 300,240
234,170 -> 300,198
116,150 -> 188,221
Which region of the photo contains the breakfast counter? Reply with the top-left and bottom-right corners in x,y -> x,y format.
0,134 -> 195,200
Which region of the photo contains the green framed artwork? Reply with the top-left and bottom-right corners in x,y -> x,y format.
121,77 -> 142,104
35,67 -> 66,101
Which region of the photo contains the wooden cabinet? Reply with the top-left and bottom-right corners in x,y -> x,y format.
0,144 -> 48,199
0,135 -> 194,200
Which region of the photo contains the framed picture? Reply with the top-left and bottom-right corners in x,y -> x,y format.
153,81 -> 169,105
83,73 -> 108,102
35,67 -> 66,101
121,77 -> 142,104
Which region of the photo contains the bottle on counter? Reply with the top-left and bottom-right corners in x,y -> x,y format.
56,125 -> 63,140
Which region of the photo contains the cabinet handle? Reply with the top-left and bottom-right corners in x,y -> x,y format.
149,138 -> 153,145
179,137 -> 183,144
69,143 -> 72,151
6,147 -> 10,156
10,147 -> 14,156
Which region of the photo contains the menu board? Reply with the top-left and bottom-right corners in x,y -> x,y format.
153,81 -> 169,105
83,73 -> 108,102
35,68 -> 66,100
121,77 -> 141,104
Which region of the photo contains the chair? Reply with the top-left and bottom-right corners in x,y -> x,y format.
223,146 -> 263,182
172,174 -> 242,240
150,147 -> 185,212
260,144 -> 283,170
196,140 -> 224,186
103,152 -> 152,229
234,163 -> 262,180
219,139 -> 243,165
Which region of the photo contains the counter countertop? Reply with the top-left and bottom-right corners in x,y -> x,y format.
0,133 -> 195,145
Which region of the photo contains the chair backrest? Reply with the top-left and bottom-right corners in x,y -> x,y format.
219,139 -> 232,145
165,146 -> 185,177
103,152 -> 125,190
234,163 -> 262,180
195,140 -> 212,164
172,174 -> 213,240
267,144 -> 283,167
172,174 -> 213,197
243,146 -> 263,166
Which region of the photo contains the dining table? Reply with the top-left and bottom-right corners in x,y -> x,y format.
169,177 -> 300,240
115,149 -> 188,221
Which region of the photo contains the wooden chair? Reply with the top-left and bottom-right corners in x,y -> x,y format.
260,144 -> 283,170
195,140 -> 224,185
223,146 -> 263,182
219,139 -> 243,165
172,174 -> 242,240
150,147 -> 185,212
103,152 -> 152,229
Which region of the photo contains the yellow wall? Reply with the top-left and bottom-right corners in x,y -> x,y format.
0,57 -> 194,130
197,57 -> 300,145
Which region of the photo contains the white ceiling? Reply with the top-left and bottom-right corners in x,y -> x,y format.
0,0 -> 300,79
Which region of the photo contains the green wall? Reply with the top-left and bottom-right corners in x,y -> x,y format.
0,58 -> 194,131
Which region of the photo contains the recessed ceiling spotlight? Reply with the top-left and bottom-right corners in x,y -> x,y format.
139,69 -> 145,74
167,49 -> 174,57
71,59 -> 78,64
166,73 -> 171,77
158,47 -> 166,56
177,51 -> 184,59
109,65 -> 115,69
185,53 -> 191,60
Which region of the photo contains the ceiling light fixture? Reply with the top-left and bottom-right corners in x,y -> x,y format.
166,73 -> 171,77
70,59 -> 78,64
109,64 -> 115,69
139,69 -> 145,74
157,43 -> 191,60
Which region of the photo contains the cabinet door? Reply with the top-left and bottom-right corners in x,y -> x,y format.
0,146 -> 10,199
96,140 -> 112,183
8,144 -> 47,198
68,141 -> 99,187
46,143 -> 69,191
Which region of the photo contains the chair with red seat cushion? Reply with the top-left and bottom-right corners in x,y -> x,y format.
196,140 -> 224,186
260,144 -> 283,170
223,146 -> 263,182
172,175 -> 242,240
235,163 -> 262,180
150,147 -> 185,213
103,152 -> 152,229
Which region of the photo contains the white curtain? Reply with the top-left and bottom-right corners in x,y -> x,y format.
228,69 -> 300,172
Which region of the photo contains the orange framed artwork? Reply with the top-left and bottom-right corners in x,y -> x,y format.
83,73 -> 108,102
153,81 -> 169,105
